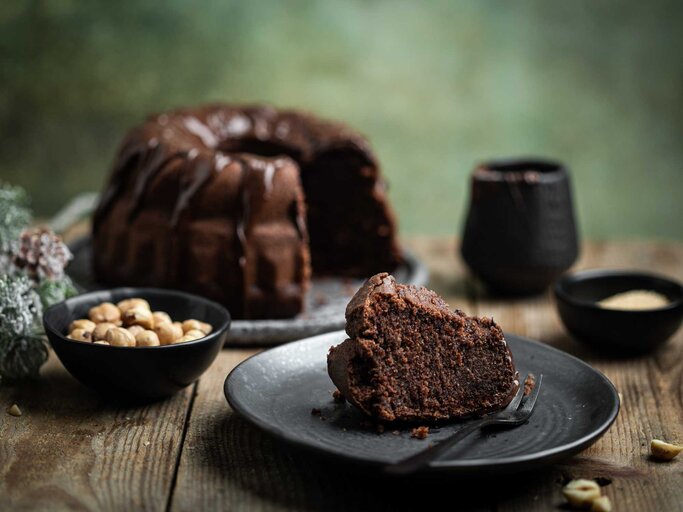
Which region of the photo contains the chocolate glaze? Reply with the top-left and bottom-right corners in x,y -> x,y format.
93,104 -> 401,319
169,156 -> 214,228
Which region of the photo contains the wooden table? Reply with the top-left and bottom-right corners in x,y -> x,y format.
2,237 -> 682,511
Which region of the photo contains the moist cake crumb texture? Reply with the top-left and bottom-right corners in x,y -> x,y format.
328,272 -> 519,422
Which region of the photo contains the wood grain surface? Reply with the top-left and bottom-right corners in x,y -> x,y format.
0,354 -> 193,510
1,237 -> 682,511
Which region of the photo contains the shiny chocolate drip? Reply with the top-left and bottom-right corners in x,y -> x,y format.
126,143 -> 180,222
235,158 -> 251,270
169,154 -> 214,228
93,140 -> 147,232
182,116 -> 219,148
293,202 -> 307,241
263,161 -> 276,196
234,157 -> 287,269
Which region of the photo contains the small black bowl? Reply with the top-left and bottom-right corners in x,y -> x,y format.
43,287 -> 230,400
554,269 -> 683,355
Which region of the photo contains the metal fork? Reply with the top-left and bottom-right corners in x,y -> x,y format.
384,373 -> 543,475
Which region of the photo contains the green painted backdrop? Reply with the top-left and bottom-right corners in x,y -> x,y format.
2,0 -> 682,239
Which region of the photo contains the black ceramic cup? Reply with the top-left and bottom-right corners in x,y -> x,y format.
43,288 -> 230,400
461,158 -> 579,294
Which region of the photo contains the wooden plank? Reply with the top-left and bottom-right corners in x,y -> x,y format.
0,352 -> 193,511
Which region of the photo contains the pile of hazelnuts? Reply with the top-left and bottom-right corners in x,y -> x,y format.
66,298 -> 212,347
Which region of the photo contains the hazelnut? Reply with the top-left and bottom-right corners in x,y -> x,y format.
591,496 -> 612,512
182,319 -> 212,335
105,327 -> 136,347
184,329 -> 205,340
88,302 -> 121,324
92,322 -> 117,341
69,319 -> 96,333
126,325 -> 146,337
562,479 -> 601,508
116,298 -> 151,314
93,341 -> 109,345
174,334 -> 197,344
152,311 -> 172,326
155,322 -> 183,345
123,307 -> 154,330
650,439 -> 683,461
135,330 -> 160,347
67,328 -> 92,342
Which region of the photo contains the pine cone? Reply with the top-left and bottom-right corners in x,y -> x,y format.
13,227 -> 73,281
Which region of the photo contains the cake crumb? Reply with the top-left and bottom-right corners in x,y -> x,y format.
411,426 -> 430,439
311,408 -> 322,416
392,430 -> 401,436
524,374 -> 536,396
332,389 -> 346,403
8,404 -> 22,417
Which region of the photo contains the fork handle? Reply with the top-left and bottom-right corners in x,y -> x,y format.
384,417 -> 496,476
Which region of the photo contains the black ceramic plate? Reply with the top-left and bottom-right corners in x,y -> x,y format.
67,236 -> 429,346
225,331 -> 619,475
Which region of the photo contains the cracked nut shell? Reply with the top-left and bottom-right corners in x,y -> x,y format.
591,496 -> 612,512
562,479 -> 601,508
650,439 -> 683,461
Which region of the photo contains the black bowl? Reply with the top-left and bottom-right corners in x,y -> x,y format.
554,270 -> 683,355
43,287 -> 230,400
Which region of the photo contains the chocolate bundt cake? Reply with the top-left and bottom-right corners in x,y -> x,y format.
327,273 -> 519,422
92,104 -> 402,319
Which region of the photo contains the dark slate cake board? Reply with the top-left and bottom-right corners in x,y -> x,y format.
67,236 -> 429,346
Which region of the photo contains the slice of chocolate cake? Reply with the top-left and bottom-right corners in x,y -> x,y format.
327,273 -> 519,422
